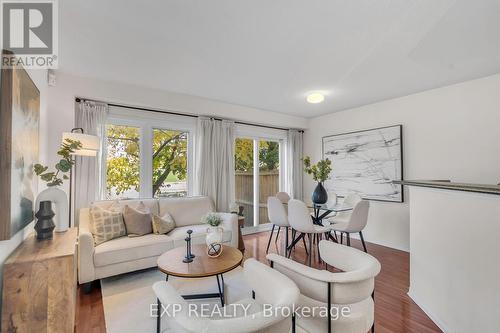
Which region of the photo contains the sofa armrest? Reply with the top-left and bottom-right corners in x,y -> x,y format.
78,208 -> 96,284
218,212 -> 239,248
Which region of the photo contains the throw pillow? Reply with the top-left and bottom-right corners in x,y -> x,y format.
152,213 -> 176,234
90,206 -> 127,245
123,202 -> 153,236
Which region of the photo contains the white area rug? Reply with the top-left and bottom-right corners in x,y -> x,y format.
101,268 -> 233,333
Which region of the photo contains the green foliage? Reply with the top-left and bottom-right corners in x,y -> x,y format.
302,156 -> 332,182
34,139 -> 82,187
202,212 -> 222,227
235,138 -> 280,172
105,125 -> 188,197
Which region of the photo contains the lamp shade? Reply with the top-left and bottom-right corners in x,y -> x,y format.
62,132 -> 100,156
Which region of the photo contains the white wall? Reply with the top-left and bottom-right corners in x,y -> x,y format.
46,72 -> 307,195
304,74 -> 500,251
0,68 -> 48,310
408,186 -> 500,333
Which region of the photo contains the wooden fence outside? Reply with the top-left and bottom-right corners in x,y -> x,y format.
235,171 -> 280,227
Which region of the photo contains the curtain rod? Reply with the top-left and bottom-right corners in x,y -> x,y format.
75,97 -> 304,133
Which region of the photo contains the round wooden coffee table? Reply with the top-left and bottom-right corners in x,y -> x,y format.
157,244 -> 243,306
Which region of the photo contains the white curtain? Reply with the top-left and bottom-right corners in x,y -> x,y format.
286,129 -> 303,200
195,117 -> 235,212
74,100 -> 108,225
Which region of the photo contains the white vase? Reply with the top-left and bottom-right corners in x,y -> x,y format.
206,226 -> 223,246
35,187 -> 69,232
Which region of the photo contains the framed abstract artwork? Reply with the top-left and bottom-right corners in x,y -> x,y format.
322,125 -> 403,203
0,51 -> 40,240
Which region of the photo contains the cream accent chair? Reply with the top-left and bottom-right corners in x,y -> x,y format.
266,196 -> 290,254
267,240 -> 381,333
287,199 -> 332,266
276,191 -> 291,204
78,196 -> 238,289
330,199 -> 370,252
152,258 -> 299,333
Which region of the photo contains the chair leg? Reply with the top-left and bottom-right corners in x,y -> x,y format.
359,231 -> 368,252
372,290 -> 375,333
317,234 -> 321,262
340,232 -> 344,245
308,233 -> 313,267
302,234 -> 309,255
157,298 -> 161,333
266,225 -> 275,254
347,233 -> 351,246
275,226 -> 281,243
287,232 -> 302,258
285,227 -> 289,253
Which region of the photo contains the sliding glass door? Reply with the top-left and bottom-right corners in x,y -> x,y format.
235,136 -> 283,228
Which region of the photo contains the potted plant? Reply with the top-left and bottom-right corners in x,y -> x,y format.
33,139 -> 82,234
302,156 -> 332,204
202,212 -> 224,257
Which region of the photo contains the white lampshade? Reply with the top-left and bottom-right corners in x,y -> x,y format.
62,132 -> 100,156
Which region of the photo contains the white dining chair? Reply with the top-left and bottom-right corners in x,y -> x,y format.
329,199 -> 370,252
287,199 -> 333,266
330,193 -> 361,222
153,258 -> 299,333
266,196 -> 290,254
276,191 -> 291,204
267,240 -> 381,333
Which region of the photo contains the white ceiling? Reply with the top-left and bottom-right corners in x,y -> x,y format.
59,0 -> 500,118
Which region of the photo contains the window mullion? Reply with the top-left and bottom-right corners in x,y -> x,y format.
141,124 -> 153,198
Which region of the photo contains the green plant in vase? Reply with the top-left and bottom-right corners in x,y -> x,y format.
34,139 -> 82,186
302,156 -> 332,204
32,139 -> 82,235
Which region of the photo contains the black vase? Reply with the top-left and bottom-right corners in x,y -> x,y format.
312,182 -> 328,204
34,201 -> 55,240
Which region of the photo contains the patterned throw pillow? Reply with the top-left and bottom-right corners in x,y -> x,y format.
152,212 -> 176,235
123,202 -> 153,237
90,206 -> 127,245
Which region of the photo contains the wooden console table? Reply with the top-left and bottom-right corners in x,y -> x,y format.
1,228 -> 78,333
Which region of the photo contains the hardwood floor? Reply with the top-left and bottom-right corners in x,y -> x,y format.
76,231 -> 442,333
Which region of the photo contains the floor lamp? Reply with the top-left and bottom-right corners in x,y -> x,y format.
62,128 -> 100,227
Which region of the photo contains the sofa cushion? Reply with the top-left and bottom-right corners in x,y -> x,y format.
159,196 -> 215,227
152,213 -> 176,234
94,233 -> 173,267
89,206 -> 127,245
91,199 -> 159,216
123,203 -> 153,236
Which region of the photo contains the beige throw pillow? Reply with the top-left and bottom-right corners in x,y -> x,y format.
90,206 -> 126,245
123,202 -> 153,236
152,213 -> 176,234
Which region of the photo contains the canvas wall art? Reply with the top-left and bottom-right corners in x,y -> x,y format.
322,125 -> 403,202
0,55 -> 40,240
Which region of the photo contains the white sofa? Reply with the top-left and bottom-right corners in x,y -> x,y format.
78,196 -> 238,286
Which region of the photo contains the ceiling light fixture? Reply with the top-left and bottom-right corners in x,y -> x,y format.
306,92 -> 325,104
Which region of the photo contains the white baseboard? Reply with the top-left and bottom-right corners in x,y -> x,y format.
407,289 -> 448,333
346,232 -> 409,252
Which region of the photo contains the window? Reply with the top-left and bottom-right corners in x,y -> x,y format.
104,107 -> 195,200
152,128 -> 188,198
105,124 -> 141,199
234,126 -> 286,228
